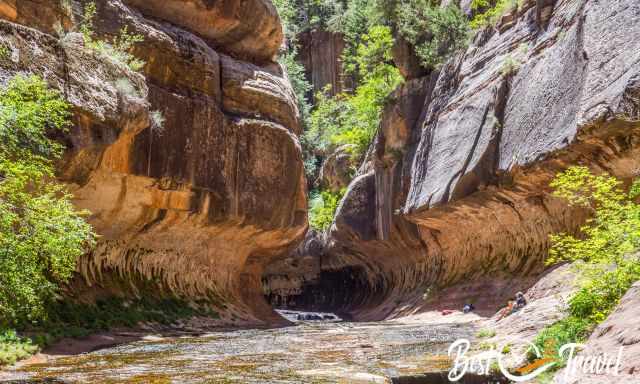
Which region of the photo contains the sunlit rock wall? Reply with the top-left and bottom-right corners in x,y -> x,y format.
0,0 -> 307,324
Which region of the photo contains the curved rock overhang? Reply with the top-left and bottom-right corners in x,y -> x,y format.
263,0 -> 640,320
0,0 -> 306,325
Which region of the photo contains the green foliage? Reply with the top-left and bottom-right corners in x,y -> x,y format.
470,0 -> 517,29
306,88 -> 355,154
530,167 -> 640,369
395,0 -> 470,69
0,330 -> 38,366
80,2 -> 145,71
327,0 -> 382,76
30,297 -> 218,341
333,0 -> 470,72
0,75 -> 96,327
530,316 -> 592,366
353,25 -> 397,79
309,188 -> 346,231
273,0 -> 342,43
306,26 -> 403,160
500,55 -> 520,76
548,166 -> 640,266
471,0 -> 492,11
0,43 -> 9,61
476,328 -> 496,338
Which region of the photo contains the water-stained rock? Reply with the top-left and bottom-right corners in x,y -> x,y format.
0,0 -> 306,324
273,0 -> 640,320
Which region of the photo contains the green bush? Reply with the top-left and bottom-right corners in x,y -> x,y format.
529,316 -> 592,366
470,0 -> 517,29
309,189 -> 346,231
0,330 -> 38,366
529,167 -> 640,369
328,0 -> 382,77
79,2 -> 145,71
476,328 -> 496,338
0,75 -> 96,328
395,0 -> 470,69
306,25 -> 403,161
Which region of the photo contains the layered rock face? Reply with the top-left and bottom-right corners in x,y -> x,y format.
264,0 -> 640,319
0,0 -> 306,324
297,30 -> 351,96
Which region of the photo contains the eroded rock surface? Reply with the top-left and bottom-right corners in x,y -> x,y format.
297,29 -> 350,97
265,0 -> 640,320
0,0 -> 306,324
122,0 -> 282,63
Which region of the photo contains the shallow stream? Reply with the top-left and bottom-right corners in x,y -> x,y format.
4,311 -> 474,383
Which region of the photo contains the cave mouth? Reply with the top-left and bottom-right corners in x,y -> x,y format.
263,265 -> 385,319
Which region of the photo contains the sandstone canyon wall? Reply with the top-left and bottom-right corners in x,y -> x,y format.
264,0 -> 640,320
0,0 -> 307,324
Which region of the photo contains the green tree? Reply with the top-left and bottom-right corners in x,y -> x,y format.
530,167 -> 640,367
309,188 -> 346,230
394,0 -> 470,69
0,75 -> 96,327
469,0 -> 517,29
307,25 -> 403,160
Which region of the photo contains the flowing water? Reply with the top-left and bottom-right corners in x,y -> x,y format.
4,311 -> 474,383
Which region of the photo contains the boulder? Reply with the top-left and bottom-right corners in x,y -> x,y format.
220,54 -> 301,135
319,145 -> 356,193
122,0 -> 282,62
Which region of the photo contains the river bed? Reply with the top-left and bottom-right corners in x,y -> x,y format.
2,312 -> 475,383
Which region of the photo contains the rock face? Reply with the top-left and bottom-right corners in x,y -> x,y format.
482,264 -> 578,369
297,29 -> 351,96
553,281 -> 640,383
318,145 -> 355,193
265,0 -> 640,319
0,0 -> 306,324
122,0 -> 282,63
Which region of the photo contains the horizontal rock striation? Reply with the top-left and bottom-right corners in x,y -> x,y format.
0,0 -> 306,324
264,0 -> 640,319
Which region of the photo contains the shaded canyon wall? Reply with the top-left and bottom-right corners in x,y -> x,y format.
263,0 -> 640,320
0,0 -> 307,324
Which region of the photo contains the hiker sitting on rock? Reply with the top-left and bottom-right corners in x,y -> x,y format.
515,292 -> 527,309
497,292 -> 528,320
463,303 -> 475,314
